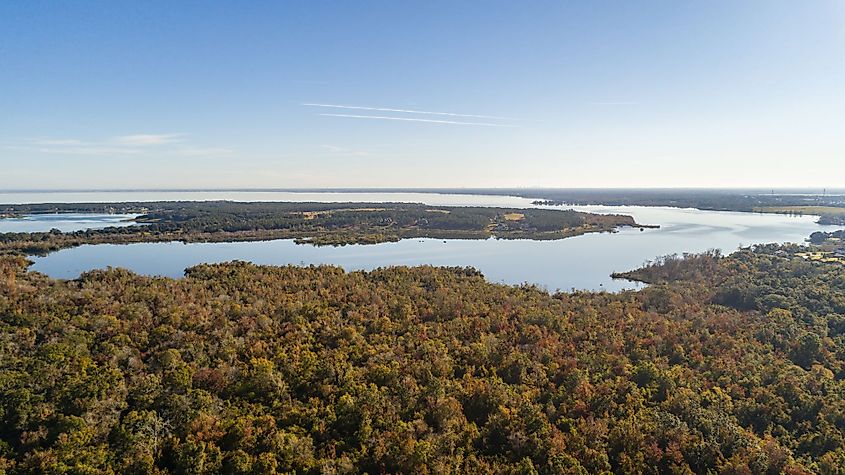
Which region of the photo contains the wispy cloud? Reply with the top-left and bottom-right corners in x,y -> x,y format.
4,139 -> 143,156
113,133 -> 184,145
3,134 -> 231,157
171,146 -> 235,157
34,139 -> 85,146
317,113 -> 519,128
305,102 -> 522,128
4,145 -> 143,156
320,144 -> 371,157
304,102 -> 517,121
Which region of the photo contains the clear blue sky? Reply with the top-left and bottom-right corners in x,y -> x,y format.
1,1 -> 843,189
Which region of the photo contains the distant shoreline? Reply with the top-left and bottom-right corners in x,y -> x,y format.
0,201 -> 645,257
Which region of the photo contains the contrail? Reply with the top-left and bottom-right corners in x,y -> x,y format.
316,113 -> 520,128
304,103 -> 516,121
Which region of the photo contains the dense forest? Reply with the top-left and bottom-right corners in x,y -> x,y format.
0,202 -> 640,256
810,230 -> 845,244
6,188 -> 845,217
521,190 -> 845,226
95,187 -> 843,222
2,242 -> 845,473
495,188 -> 845,214
526,190 -> 845,225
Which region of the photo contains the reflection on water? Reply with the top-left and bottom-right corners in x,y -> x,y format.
0,214 -> 138,233
28,203 -> 832,292
31,236 -> 648,292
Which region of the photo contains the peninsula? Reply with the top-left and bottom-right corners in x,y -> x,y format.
0,201 -> 648,256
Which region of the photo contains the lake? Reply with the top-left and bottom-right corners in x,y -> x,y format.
0,213 -> 139,233
17,193 -> 833,291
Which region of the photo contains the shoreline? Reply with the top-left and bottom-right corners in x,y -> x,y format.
0,202 -> 644,257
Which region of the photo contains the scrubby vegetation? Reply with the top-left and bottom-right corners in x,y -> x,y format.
810,230 -> 845,244
2,244 -> 845,473
524,188 -> 845,225
0,202 -> 639,256
497,188 -> 845,213
752,207 -> 845,226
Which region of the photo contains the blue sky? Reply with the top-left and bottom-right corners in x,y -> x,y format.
1,1 -> 843,189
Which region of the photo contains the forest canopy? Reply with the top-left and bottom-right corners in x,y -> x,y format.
2,243 -> 845,473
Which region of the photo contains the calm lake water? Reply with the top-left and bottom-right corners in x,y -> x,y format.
20,193 -> 833,291
0,214 -> 138,233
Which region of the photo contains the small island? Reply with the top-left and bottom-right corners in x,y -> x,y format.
0,201 -> 650,256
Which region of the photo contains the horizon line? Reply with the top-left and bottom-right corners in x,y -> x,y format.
2,187 -> 843,193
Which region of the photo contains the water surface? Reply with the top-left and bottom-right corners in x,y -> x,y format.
0,214 -> 138,233
29,204 -> 831,292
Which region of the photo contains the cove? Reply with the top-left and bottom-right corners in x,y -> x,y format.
29,205 -> 831,292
